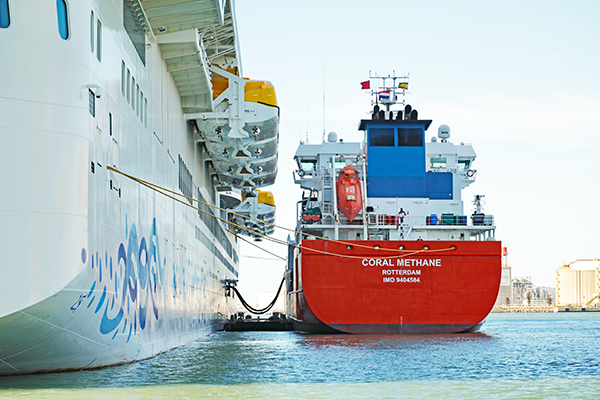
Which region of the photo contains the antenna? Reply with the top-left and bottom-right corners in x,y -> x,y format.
367,71 -> 410,113
322,59 -> 326,143
305,82 -> 309,143
473,195 -> 485,214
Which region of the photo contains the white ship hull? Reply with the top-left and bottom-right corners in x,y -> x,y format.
0,0 -> 246,374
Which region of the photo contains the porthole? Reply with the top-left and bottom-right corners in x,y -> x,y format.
135,84 -> 140,116
56,0 -> 70,40
131,77 -> 135,110
90,11 -> 94,51
96,19 -> 102,61
126,69 -> 131,104
140,92 -> 144,122
0,0 -> 10,29
121,61 -> 126,96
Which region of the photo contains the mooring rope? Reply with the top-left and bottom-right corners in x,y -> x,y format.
106,166 -> 456,259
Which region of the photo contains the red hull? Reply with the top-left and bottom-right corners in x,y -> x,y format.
288,240 -> 501,334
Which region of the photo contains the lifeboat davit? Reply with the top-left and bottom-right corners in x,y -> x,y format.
336,166 -> 362,222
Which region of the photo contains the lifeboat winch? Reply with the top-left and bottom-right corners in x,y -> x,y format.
188,64 -> 279,191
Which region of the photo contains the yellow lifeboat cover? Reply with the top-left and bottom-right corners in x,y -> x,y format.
258,190 -> 275,206
212,75 -> 277,107
243,190 -> 275,206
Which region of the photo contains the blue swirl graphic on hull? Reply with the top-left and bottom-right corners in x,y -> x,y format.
82,218 -> 165,339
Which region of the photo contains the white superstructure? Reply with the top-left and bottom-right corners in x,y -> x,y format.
293,75 -> 495,243
0,0 -> 277,375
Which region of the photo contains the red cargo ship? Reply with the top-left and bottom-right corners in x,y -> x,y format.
287,73 -> 501,334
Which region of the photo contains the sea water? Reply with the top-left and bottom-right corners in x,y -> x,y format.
1,312 -> 599,399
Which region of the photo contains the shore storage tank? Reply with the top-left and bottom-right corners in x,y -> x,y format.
555,260 -> 600,307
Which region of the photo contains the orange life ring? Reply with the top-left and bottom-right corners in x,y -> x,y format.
398,210 -> 407,217
467,169 -> 475,177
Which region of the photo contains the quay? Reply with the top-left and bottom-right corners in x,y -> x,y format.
555,306 -> 600,312
492,305 -> 600,313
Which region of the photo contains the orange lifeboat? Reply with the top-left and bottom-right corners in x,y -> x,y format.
336,166 -> 363,222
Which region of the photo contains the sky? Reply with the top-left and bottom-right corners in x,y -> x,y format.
232,0 -> 600,305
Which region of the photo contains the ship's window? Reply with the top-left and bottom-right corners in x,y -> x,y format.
0,0 -> 10,29
144,98 -> 148,128
136,84 -> 140,116
123,0 -> 146,65
96,19 -> 102,62
369,128 -> 394,146
131,77 -> 136,110
325,159 -> 346,171
56,0 -> 70,40
126,69 -> 131,104
397,128 -> 422,146
300,159 -> 317,174
179,155 -> 193,206
139,91 -> 143,121
109,112 -> 113,136
457,159 -> 470,173
140,92 -> 144,122
121,61 -> 126,96
89,89 -> 95,117
430,157 -> 446,169
90,11 -> 94,51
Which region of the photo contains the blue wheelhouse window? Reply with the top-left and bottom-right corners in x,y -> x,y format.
56,0 -> 70,40
397,128 -> 423,146
369,128 -> 395,147
0,0 -> 10,29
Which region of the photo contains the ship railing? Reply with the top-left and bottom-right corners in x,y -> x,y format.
337,213 -> 365,226
321,202 -> 334,214
366,213 -> 495,228
428,167 -> 477,182
294,164 -> 367,191
428,167 -> 457,173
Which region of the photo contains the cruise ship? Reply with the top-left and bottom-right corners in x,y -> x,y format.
0,0 -> 278,374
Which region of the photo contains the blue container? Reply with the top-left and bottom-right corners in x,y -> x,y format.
430,214 -> 438,225
441,213 -> 454,225
460,215 -> 467,225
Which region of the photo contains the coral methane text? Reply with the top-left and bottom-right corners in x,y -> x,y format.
361,258 -> 442,267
